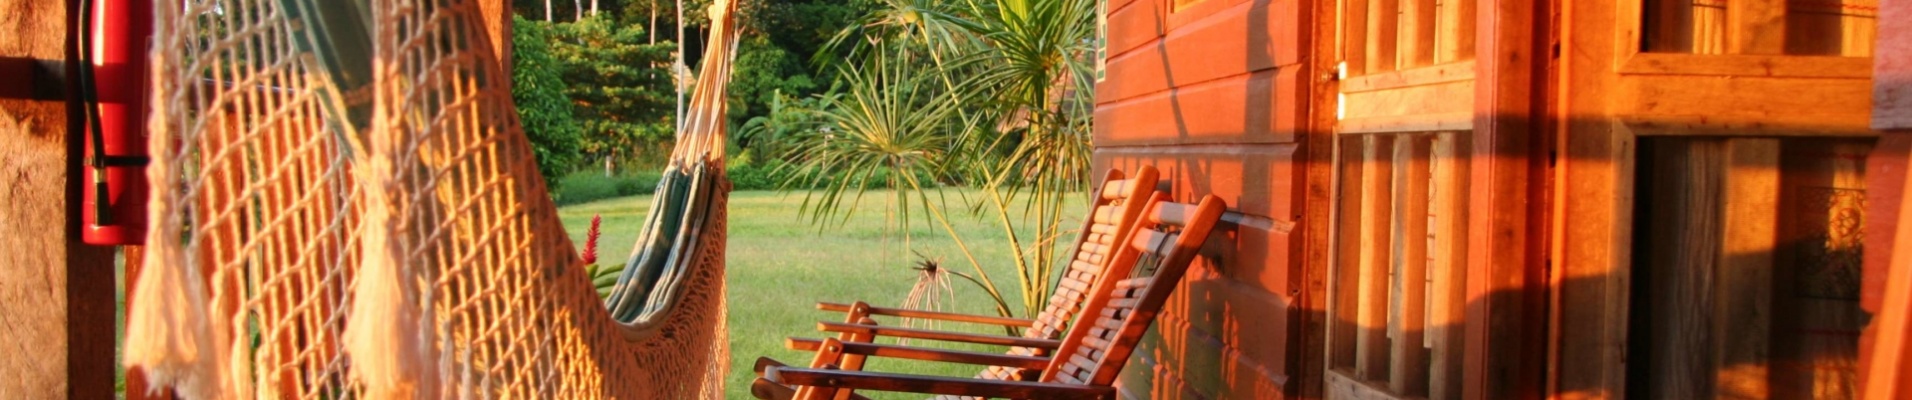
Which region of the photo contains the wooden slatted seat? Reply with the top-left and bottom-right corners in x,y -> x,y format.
756,194 -> 1229,400
757,166 -> 1161,391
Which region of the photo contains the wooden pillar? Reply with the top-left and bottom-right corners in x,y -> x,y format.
0,0 -> 119,397
1863,0 -> 1912,398
1464,0 -> 1546,398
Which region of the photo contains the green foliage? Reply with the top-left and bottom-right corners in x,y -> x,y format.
512,15 -> 585,192
554,170 -> 667,206
735,90 -> 835,160
728,36 -> 819,124
782,0 -> 1102,319
548,15 -> 679,171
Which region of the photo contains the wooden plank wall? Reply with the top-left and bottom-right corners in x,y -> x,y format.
1093,0 -> 1312,398
1864,0 -> 1912,397
0,0 -> 118,397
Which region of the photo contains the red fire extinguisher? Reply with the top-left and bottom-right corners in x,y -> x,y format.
80,0 -> 152,245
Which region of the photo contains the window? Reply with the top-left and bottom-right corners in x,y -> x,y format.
1643,0 -> 1877,56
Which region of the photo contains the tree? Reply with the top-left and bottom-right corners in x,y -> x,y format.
548,15 -> 679,171
511,15 -> 586,191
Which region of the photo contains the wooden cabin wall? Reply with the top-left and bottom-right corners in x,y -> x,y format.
1863,0 -> 1912,396
1091,0 -> 1313,398
0,0 -> 119,397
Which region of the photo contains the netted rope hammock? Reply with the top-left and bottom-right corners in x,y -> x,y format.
121,0 -> 739,397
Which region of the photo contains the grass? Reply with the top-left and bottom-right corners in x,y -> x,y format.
558,189 -> 1086,399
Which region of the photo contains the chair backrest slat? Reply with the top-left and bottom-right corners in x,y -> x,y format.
1020,167 -> 1158,341
1037,194 -> 1228,387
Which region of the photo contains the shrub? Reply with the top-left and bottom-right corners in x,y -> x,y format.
555,171 -> 666,205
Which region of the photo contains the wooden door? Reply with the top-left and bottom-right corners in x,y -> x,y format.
1630,138 -> 1875,399
1554,0 -> 1882,398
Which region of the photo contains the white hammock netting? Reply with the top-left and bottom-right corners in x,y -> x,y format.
122,0 -> 737,398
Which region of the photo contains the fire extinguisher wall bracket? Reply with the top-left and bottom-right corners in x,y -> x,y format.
79,0 -> 152,245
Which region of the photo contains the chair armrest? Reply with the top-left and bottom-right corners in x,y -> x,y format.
816,321 -> 1062,349
750,377 -> 877,400
765,367 -> 1114,400
782,338 -> 1048,370
816,302 -> 1035,327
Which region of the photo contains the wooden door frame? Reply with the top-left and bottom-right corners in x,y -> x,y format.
1554,0 -> 1880,398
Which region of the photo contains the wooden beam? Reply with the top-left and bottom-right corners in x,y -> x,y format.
1726,0 -> 1786,54
1388,136 -> 1431,395
1435,0 -> 1476,63
1553,0 -> 1629,396
1715,139 -> 1779,399
1640,139 -> 1724,400
1867,8 -> 1912,395
1331,137 -> 1366,371
1401,0 -> 1437,68
1427,132 -> 1468,400
1463,0 -> 1544,398
1300,0 -> 1341,395
0,0 -> 118,397
1356,135 -> 1396,381
1346,0 -> 1372,75
1365,0 -> 1399,74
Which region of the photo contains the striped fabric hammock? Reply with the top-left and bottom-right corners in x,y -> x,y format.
121,0 -> 738,397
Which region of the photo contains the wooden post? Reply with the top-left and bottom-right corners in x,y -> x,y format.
1356,135 -> 1396,381
0,0 -> 118,397
1464,0 -> 1544,398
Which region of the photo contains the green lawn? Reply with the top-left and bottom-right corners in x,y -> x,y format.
558,189 -> 1086,399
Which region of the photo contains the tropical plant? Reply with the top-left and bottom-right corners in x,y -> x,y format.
790,0 -> 1101,320
782,58 -> 1017,317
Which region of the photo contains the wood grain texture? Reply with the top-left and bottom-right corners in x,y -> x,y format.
1298,0 -> 1337,394
1136,262 -> 1293,399
1108,0 -> 1168,60
1094,147 -> 1301,290
1399,0 -> 1437,68
1355,135 -> 1394,380
1878,0 -> 1912,130
1462,0 -> 1543,398
1616,75 -> 1875,137
1426,132 -> 1467,400
1716,139 -> 1779,399
1725,0 -> 1786,54
1095,69 -> 1305,145
1640,139 -> 1725,400
0,0 -> 117,398
1325,368 -> 1409,400
1330,137 -> 1366,371
769,367 -> 1115,399
1434,0 -> 1475,64
1387,136 -> 1431,396
1097,0 -> 1302,104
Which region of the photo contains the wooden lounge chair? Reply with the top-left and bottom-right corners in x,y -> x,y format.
766,166 -> 1161,383
756,194 -> 1228,400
